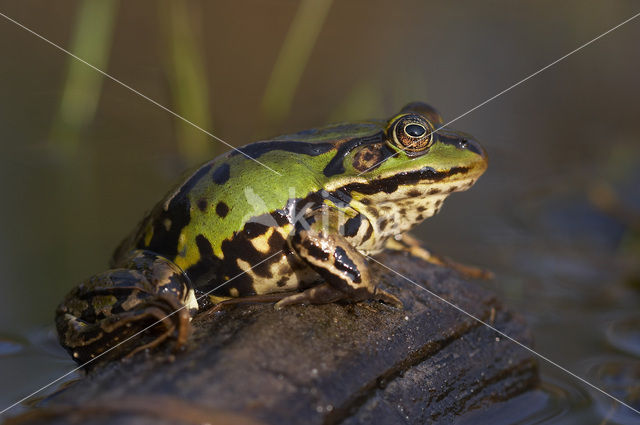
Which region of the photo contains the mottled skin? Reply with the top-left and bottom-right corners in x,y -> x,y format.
56,102 -> 488,364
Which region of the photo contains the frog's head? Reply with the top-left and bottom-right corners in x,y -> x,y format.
329,102 -> 488,232
376,101 -> 488,183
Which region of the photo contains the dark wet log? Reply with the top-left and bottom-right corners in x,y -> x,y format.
8,251 -> 538,425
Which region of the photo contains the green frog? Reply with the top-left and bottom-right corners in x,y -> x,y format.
56,102 -> 488,365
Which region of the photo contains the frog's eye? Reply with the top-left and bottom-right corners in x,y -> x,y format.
405,124 -> 426,137
390,115 -> 434,154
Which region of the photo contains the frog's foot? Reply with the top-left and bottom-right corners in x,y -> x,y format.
386,233 -> 493,280
58,294 -> 191,365
119,295 -> 191,359
373,287 -> 403,308
274,283 -> 345,309
437,257 -> 494,280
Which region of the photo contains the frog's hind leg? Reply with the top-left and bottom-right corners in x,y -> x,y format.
59,293 -> 190,364
55,251 -> 195,365
108,295 -> 191,360
386,233 -> 493,280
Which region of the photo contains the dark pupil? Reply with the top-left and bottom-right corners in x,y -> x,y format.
405,124 -> 425,137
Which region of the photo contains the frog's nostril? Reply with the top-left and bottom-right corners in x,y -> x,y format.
457,137 -> 484,157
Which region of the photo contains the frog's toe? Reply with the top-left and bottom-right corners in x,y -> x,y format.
374,288 -> 403,309
274,283 -> 345,309
114,295 -> 192,358
274,295 -> 300,310
57,294 -> 191,365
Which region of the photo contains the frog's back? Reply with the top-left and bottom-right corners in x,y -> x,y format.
114,156 -> 309,265
113,121 -> 384,290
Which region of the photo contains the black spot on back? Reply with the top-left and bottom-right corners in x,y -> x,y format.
407,189 -> 421,197
197,198 -> 207,212
212,163 -> 230,185
216,201 -> 229,218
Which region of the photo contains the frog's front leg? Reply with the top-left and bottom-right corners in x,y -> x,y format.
55,250 -> 197,365
276,210 -> 402,309
385,233 -> 493,280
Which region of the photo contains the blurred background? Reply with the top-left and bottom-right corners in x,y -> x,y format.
0,1 -> 639,423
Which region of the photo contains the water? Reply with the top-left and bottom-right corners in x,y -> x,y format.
1,1 -> 639,423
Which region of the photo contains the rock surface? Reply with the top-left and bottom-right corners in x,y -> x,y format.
7,251 -> 538,425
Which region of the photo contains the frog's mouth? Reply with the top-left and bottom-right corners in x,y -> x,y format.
397,166 -> 483,198
387,164 -> 482,187
333,165 -> 475,197
418,163 -> 487,195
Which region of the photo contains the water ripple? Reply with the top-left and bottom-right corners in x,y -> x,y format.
606,314 -> 640,357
